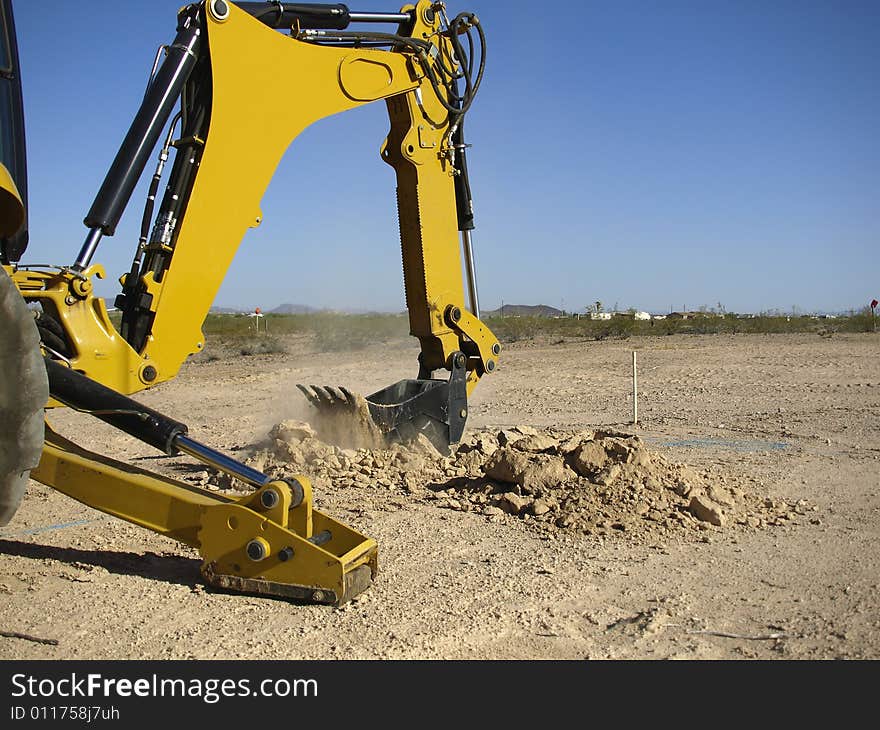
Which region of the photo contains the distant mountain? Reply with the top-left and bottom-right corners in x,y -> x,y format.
482,303 -> 564,318
270,303 -> 318,314
209,305 -> 249,314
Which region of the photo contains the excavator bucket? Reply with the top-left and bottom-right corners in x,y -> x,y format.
297,352 -> 469,453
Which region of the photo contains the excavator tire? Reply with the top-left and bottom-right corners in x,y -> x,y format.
0,266 -> 48,526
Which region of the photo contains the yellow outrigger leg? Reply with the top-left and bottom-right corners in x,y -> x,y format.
30,357 -> 376,605
34,426 -> 375,605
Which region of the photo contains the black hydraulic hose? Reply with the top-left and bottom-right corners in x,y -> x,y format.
446,13 -> 484,114
139,168 -> 163,249
83,10 -> 201,237
452,120 -> 474,231
136,114 -> 179,259
45,358 -> 187,455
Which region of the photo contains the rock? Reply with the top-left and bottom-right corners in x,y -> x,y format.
513,425 -> 539,436
627,445 -> 652,467
402,473 -> 424,495
558,430 -> 595,454
644,475 -> 662,492
497,429 -> 522,447
596,463 -> 622,487
707,485 -> 735,507
395,449 -> 428,472
531,498 -> 553,516
411,433 -> 442,457
475,433 -> 499,456
673,466 -> 700,496
520,456 -> 576,492
272,441 -> 303,464
512,434 -> 558,453
326,455 -> 342,470
674,482 -> 693,498
569,441 -> 608,477
483,447 -> 575,492
555,514 -> 575,528
688,495 -> 726,526
301,437 -> 337,463
604,438 -> 631,461
454,449 -> 485,475
498,492 -> 533,515
484,447 -> 532,484
461,432 -> 499,456
270,420 -> 317,443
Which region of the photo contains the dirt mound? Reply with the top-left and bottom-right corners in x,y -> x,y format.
226,422 -> 812,543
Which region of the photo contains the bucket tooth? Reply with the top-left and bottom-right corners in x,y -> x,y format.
296,384 -> 357,412
296,383 -> 322,409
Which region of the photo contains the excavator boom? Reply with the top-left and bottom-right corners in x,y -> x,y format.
1,0 -> 500,604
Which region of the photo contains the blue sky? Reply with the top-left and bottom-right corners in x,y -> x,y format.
13,0 -> 879,314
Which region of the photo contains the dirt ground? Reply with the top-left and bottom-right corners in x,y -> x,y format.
1,331 -> 878,660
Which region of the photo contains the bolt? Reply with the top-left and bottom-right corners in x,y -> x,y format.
447,306 -> 462,324
492,343 -> 501,356
278,547 -> 294,562
246,538 -> 269,562
454,353 -> 466,369
260,489 -> 280,509
486,359 -> 496,372
210,0 -> 230,20
142,365 -> 157,382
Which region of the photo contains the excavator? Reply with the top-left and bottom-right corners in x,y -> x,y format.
0,0 -> 500,605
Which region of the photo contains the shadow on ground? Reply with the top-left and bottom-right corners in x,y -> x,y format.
0,540 -> 201,587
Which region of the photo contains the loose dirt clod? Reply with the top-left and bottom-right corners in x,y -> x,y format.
233,422 -> 807,544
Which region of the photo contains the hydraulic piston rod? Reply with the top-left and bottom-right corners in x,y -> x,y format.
461,229 -> 480,318
44,358 -> 271,487
174,435 -> 271,488
348,11 -> 412,22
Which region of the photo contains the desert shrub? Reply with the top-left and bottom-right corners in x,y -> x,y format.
592,316 -> 636,340
486,316 -> 543,343
307,312 -> 409,352
238,336 -> 287,356
202,313 -> 306,337
840,307 -> 876,333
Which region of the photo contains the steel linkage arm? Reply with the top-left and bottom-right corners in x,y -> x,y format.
33,361 -> 375,604
34,424 -> 375,604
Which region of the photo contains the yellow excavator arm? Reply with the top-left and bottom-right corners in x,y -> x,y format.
2,1 -> 499,604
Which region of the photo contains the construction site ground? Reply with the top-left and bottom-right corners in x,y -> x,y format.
1,331 -> 877,660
